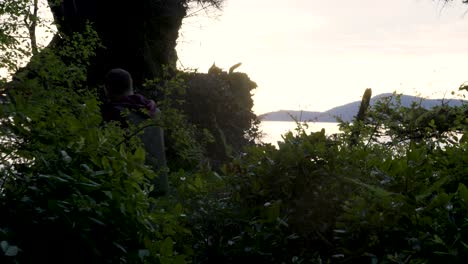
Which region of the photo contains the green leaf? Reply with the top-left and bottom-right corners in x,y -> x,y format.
212,171 -> 223,180
60,150 -> 72,163
78,181 -> 101,188
138,249 -> 150,261
160,237 -> 173,257
416,176 -> 449,202
1,241 -> 8,252
134,147 -> 145,163
430,192 -> 451,209
173,203 -> 183,215
173,255 -> 187,264
461,241 -> 468,249
91,170 -> 110,177
277,217 -> 289,227
88,217 -> 105,226
113,242 -> 127,253
4,245 -> 18,256
101,156 -> 110,170
344,177 -> 396,198
1,241 -> 19,257
120,203 -> 126,215
265,201 -> 281,222
433,235 -> 445,246
102,191 -> 112,199
38,174 -> 68,183
193,175 -> 203,189
131,170 -> 144,181
461,134 -> 467,144
119,144 -> 126,158
458,183 -> 468,207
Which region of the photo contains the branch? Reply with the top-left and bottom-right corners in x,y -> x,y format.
185,1 -> 221,18
115,123 -> 158,148
29,0 -> 39,55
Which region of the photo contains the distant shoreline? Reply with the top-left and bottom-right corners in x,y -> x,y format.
260,119 -> 339,123
259,93 -> 466,122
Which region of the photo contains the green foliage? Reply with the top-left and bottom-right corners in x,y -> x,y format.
138,63 -> 259,169
180,64 -> 260,165
336,143 -> 468,263
140,66 -> 213,171
0,0 -> 53,75
1,2 -> 467,263
0,29 -> 191,264
177,92 -> 467,263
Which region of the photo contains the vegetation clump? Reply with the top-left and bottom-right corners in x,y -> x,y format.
0,1 -> 467,263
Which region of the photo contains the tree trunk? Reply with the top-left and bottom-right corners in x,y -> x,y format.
47,0 -> 187,87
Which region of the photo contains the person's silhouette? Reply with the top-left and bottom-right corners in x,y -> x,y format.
102,68 -> 168,196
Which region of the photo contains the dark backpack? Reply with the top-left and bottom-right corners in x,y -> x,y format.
125,108 -> 168,196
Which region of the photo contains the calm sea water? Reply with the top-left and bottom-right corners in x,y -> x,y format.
258,121 -> 340,145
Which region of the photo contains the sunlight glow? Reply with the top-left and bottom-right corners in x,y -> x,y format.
177,0 -> 468,114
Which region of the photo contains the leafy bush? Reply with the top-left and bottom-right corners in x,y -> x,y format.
180,92 -> 467,263
181,64 -> 259,163
1,8 -> 467,264
334,93 -> 468,263
0,28 -> 191,264
139,67 -> 213,172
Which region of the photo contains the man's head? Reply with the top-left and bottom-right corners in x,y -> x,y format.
104,68 -> 134,100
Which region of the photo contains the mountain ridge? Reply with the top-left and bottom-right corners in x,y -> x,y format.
259,93 -> 466,122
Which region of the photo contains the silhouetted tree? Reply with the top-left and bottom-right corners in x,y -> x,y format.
45,0 -> 224,87
350,88 -> 372,146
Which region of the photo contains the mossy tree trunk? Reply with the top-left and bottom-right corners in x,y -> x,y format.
45,0 -> 187,87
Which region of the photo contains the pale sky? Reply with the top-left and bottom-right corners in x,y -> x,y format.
177,0 -> 468,114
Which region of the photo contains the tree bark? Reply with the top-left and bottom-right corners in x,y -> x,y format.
46,0 -> 187,87
25,0 -> 39,56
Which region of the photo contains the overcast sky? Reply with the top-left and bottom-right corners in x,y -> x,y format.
177,0 -> 468,114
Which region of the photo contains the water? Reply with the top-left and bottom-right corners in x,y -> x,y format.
258,121 -> 341,145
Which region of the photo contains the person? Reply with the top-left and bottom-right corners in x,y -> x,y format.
102,68 -> 168,196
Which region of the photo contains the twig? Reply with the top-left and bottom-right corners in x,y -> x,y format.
185,2 -> 218,18
115,123 -> 157,148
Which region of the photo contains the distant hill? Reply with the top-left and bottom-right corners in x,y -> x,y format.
259,93 -> 466,122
